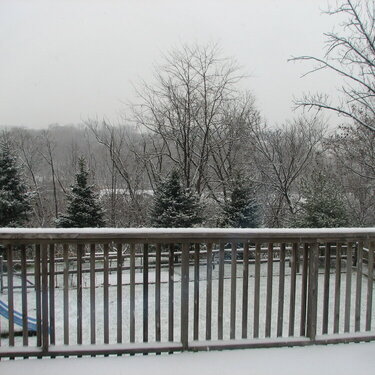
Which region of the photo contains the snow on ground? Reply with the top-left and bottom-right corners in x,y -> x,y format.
1,341 -> 375,375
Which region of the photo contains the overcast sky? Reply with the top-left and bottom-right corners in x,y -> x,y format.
0,0 -> 343,129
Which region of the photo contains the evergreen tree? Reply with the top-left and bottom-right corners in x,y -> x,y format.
221,174 -> 259,228
294,170 -> 348,228
150,170 -> 202,227
56,157 -> 106,228
0,141 -> 31,227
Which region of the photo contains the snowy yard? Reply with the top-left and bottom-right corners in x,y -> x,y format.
1,341 -> 375,375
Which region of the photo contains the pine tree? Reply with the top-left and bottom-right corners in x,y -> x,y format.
294,170 -> 348,228
221,174 -> 259,228
150,170 -> 202,227
0,141 -> 31,227
56,157 -> 106,228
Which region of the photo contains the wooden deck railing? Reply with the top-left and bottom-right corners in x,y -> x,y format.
0,228 -> 374,359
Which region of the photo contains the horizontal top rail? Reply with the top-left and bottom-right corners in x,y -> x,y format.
0,227 -> 375,243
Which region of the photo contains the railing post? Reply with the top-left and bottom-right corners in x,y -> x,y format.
41,243 -> 49,354
181,242 -> 190,350
306,242 -> 319,341
0,255 -> 3,294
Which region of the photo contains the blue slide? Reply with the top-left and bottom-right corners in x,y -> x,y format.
0,300 -> 37,332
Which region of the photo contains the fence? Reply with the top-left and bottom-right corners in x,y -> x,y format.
0,228 -> 374,359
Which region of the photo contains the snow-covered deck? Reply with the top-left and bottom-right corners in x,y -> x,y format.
1,341 -> 374,375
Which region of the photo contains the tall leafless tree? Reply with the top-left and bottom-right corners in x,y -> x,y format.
290,0 -> 375,132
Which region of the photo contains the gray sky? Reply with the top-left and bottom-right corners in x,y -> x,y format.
0,0 -> 343,128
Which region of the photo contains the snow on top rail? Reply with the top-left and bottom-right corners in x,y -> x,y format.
0,227 -> 374,242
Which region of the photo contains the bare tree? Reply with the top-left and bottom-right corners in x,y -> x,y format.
248,116 -> 325,226
133,43 -> 245,196
290,0 -> 375,132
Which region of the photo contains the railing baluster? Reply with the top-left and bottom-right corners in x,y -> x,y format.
322,243 -> 331,334
116,243 -> 123,344
89,244 -> 96,345
155,244 -> 161,342
35,244 -> 42,348
77,243 -> 83,345
366,241 -> 374,331
218,242 -> 224,340
7,245 -> 14,347
265,243 -> 273,337
103,243 -> 109,344
49,244 -> 56,345
355,241 -> 363,332
63,244 -> 70,345
193,243 -> 200,341
289,243 -> 297,337
277,243 -> 285,337
344,242 -> 353,333
181,243 -> 189,350
168,243 -> 174,342
242,241 -> 249,339
253,243 -> 261,338
206,242 -> 212,340
129,243 -> 135,343
300,243 -> 308,336
334,243 -> 342,334
307,243 -> 319,341
41,243 -> 49,353
230,241 -> 237,339
21,244 -> 28,347
143,243 -> 149,344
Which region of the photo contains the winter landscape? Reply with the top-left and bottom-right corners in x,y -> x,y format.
0,0 -> 375,373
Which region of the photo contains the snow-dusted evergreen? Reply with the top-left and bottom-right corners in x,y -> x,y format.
150,170 -> 202,227
0,141 -> 30,227
221,174 -> 259,228
294,169 -> 348,228
56,157 -> 105,228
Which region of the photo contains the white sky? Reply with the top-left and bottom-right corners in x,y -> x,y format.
0,0 -> 343,129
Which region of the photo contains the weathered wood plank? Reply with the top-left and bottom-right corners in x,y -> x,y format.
116,243 -> 123,344
300,243 -> 308,336
253,243 -> 261,338
366,241 -> 374,331
289,243 -> 297,337
6,245 -> 14,346
34,244 -> 42,348
130,243 -> 136,343
103,243 -> 109,344
307,243 -> 319,340
20,244 -> 28,346
194,243 -> 200,341
64,244 -> 70,345
206,242 -> 213,340
181,243 -> 190,350
218,242 -> 225,340
277,243 -> 285,337
344,242 -> 353,333
230,242 -> 237,339
322,243 -> 331,334
49,244 -> 55,345
265,243 -> 273,337
334,243 -> 342,334
143,243 -> 149,343
355,242 -> 363,332
242,241 -> 249,339
155,244 -> 161,342
168,243 -> 174,342
76,244 -> 83,345
41,243 -> 49,352
89,243 -> 95,345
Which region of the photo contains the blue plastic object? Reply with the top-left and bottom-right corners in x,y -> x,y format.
0,300 -> 37,332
